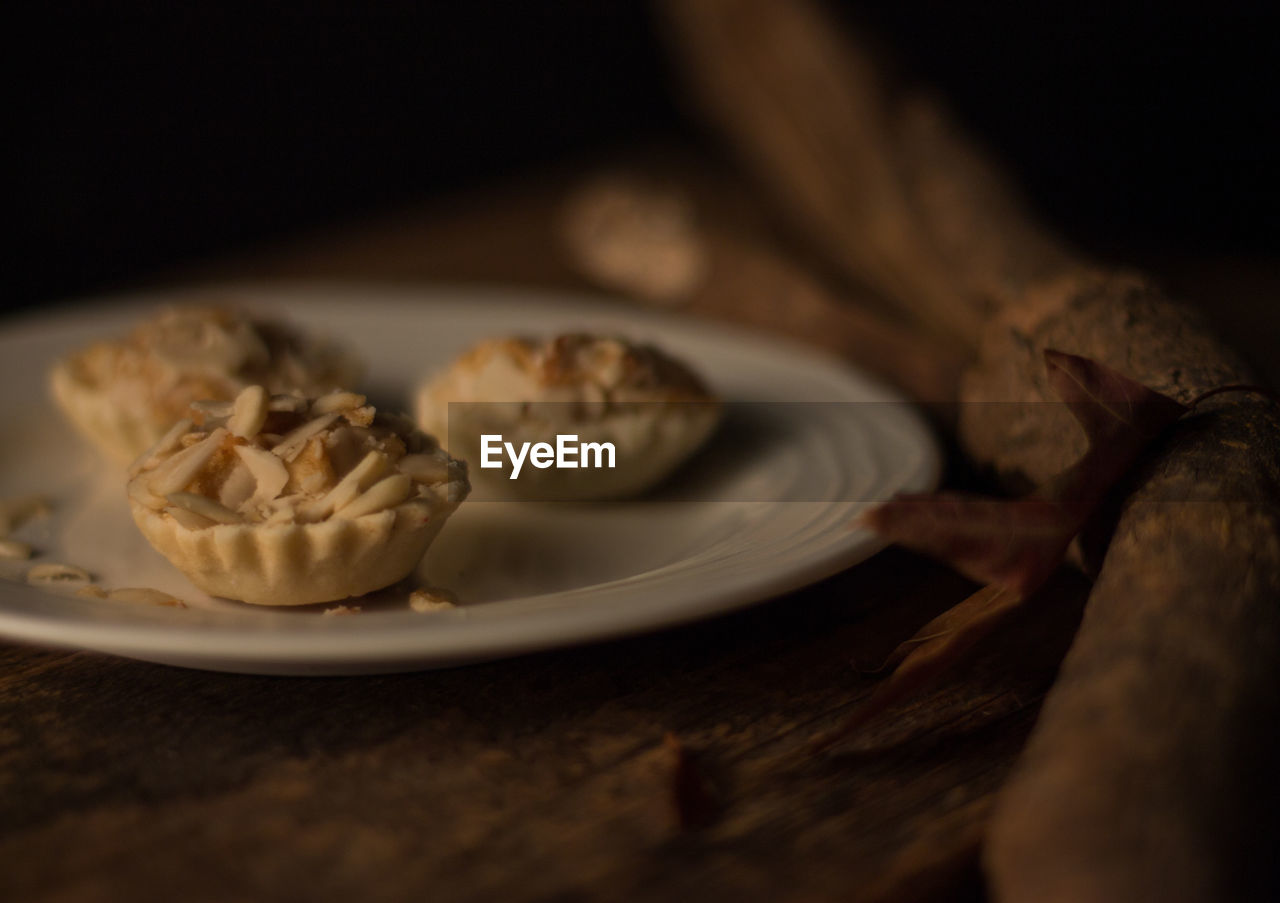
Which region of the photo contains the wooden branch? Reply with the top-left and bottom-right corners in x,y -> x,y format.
658,1 -> 1280,900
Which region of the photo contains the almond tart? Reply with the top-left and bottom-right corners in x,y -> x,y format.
52,305 -> 363,463
416,333 -> 719,500
126,386 -> 469,606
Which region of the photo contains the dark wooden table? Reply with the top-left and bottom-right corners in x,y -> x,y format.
3,166 -> 1275,903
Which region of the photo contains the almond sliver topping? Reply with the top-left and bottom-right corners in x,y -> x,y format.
148,428 -> 228,497
310,390 -> 366,415
234,444 -> 289,507
297,450 -> 388,522
217,461 -> 257,510
188,400 -> 233,417
165,491 -> 242,524
227,385 -> 268,438
128,476 -> 169,511
129,418 -> 194,478
332,473 -> 413,520
268,394 -> 309,413
271,413 -> 340,461
164,505 -> 218,530
397,453 -> 450,485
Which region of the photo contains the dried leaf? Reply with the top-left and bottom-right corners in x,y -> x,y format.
865,350 -> 1187,599
862,495 -> 1085,598
1039,349 -> 1188,508
812,585 -> 1023,751
826,352 -> 1189,748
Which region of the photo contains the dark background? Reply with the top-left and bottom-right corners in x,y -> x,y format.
14,1 -> 1279,314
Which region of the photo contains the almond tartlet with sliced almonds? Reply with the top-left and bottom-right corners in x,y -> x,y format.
51,305 -> 362,463
126,386 -> 469,606
416,333 -> 720,500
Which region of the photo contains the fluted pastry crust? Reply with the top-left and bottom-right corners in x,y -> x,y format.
127,387 -> 468,606
416,334 -> 719,500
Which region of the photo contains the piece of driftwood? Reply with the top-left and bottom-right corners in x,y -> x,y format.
658,1 -> 1280,900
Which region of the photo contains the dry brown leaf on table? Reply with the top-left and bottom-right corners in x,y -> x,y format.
812,350 -> 1190,751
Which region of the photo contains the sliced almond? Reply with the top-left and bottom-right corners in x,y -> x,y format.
409,587 -> 457,612
128,475 -> 169,510
165,491 -> 242,524
286,435 -> 335,497
397,453 -> 450,485
188,400 -> 233,417
344,405 -> 376,427
324,425 -> 375,475
227,384 -> 269,438
0,539 -> 33,560
76,585 -> 108,599
310,390 -> 366,415
128,418 -> 193,478
268,394 -> 309,413
263,506 -> 296,526
108,587 -> 187,608
321,604 -> 361,616
164,505 -> 218,530
296,450 -> 387,522
148,428 -> 228,497
332,473 -> 413,520
217,460 -> 257,510
234,444 -> 289,507
0,495 -> 51,536
27,562 -> 92,584
271,413 -> 340,461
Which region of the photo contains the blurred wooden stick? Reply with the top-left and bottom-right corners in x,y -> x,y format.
560,169 -> 965,404
660,0 -> 1073,353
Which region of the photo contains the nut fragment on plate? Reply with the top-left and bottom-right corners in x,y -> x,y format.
50,305 -> 363,462
0,495 -> 51,536
0,539 -> 34,560
409,586 -> 458,612
74,585 -> 187,607
126,386 -> 469,606
321,604 -> 362,616
106,587 -> 188,608
26,562 -> 92,585
416,334 -> 720,500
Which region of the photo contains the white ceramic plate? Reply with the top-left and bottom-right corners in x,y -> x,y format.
0,284 -> 939,674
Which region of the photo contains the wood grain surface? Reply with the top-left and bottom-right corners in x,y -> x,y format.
1,550 -> 1088,903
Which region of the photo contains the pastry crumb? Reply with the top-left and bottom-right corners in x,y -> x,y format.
322,604 -> 362,616
107,587 -> 187,608
409,587 -> 458,612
